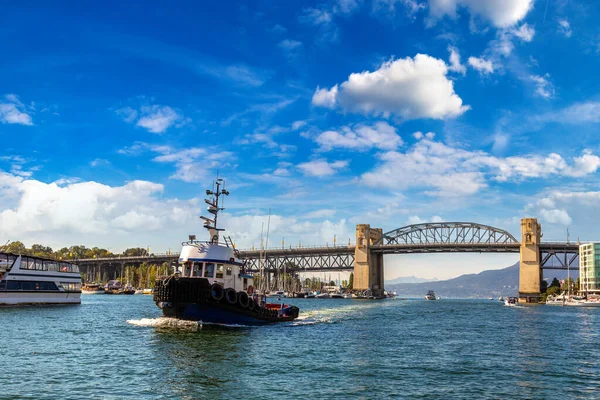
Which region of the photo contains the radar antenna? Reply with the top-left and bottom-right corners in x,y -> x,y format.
202,178 -> 229,243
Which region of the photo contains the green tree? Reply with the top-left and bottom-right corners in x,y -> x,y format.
69,245 -> 89,259
31,244 -> 53,257
123,247 -> 148,256
348,272 -> 354,290
546,286 -> 561,296
541,279 -> 548,293
549,278 -> 560,289
6,241 -> 26,254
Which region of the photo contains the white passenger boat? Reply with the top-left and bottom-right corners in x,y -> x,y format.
0,252 -> 82,305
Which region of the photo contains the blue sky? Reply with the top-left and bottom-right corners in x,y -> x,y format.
2,0 -> 600,279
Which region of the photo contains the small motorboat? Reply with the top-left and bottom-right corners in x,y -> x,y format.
315,292 -> 331,299
504,297 -> 518,306
425,290 -> 437,300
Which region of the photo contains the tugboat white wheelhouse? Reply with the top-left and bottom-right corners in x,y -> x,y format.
153,178 -> 300,325
0,252 -> 82,305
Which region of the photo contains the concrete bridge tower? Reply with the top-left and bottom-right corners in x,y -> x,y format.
354,224 -> 384,296
519,218 -> 542,303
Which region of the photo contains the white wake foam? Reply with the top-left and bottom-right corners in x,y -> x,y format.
127,317 -> 200,330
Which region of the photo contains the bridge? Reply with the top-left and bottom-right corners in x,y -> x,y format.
76,218 -> 580,303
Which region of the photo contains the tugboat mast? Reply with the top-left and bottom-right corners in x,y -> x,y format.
201,178 -> 229,243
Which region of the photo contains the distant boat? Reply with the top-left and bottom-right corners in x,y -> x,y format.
142,288 -> 154,295
425,290 -> 437,301
330,292 -> 343,299
315,292 -> 331,299
504,297 -> 518,306
82,283 -> 105,294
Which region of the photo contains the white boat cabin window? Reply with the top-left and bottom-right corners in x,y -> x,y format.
216,264 -> 224,279
183,263 -> 192,277
192,262 -> 202,277
226,266 -> 232,276
204,263 -> 215,278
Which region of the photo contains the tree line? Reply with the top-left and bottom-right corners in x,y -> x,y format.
2,241 -> 150,260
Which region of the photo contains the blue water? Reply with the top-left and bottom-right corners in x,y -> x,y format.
1,296 -> 599,399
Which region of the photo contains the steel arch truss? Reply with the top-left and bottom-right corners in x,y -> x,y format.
243,252 -> 355,272
374,222 -> 519,246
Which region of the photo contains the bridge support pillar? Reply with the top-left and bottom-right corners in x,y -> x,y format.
519,218 -> 542,304
354,224 -> 384,296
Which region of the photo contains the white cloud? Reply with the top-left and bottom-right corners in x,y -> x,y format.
511,23 -> 535,42
361,137 -> 600,197
536,102 -> 600,124
279,39 -> 302,50
372,0 -> 426,19
151,146 -> 234,183
299,7 -> 339,43
115,106 -> 138,123
278,39 -> 303,59
136,105 -> 182,134
448,46 -> 466,75
90,158 -> 110,167
334,0 -> 360,14
297,159 -> 349,177
407,215 -> 444,224
118,142 -> 234,183
312,54 -> 469,120
529,74 -> 554,99
468,56 -> 494,74
291,120 -> 308,130
558,19 -> 572,38
539,208 -> 572,226
116,104 -> 185,134
428,0 -> 533,28
312,85 -> 338,109
0,94 -> 33,126
315,121 -> 403,151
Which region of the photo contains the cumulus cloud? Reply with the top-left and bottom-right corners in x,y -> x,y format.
312,85 -> 338,109
427,0 -> 533,28
0,94 -> 33,126
297,159 -> 349,177
468,56 -> 494,74
312,54 -> 469,120
361,136 -> 600,197
539,208 -> 572,226
116,104 -> 186,134
314,121 -> 403,151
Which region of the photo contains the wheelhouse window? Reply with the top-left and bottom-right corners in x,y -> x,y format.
193,262 -> 203,277
204,263 -> 215,278
216,264 -> 224,279
226,266 -> 232,276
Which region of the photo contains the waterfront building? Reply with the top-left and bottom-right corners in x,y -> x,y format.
579,243 -> 600,294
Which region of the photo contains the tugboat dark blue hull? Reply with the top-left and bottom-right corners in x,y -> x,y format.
154,277 -> 299,326
159,301 -> 298,326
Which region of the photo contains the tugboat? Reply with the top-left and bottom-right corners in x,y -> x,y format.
153,178 -> 300,326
